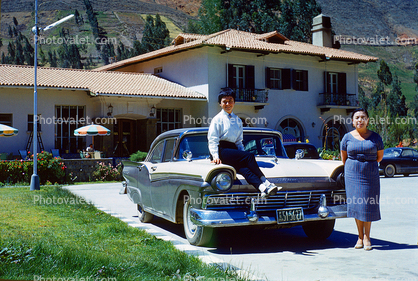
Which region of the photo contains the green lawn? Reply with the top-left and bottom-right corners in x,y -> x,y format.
0,186 -> 242,280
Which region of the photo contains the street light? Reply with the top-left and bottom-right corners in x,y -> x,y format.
30,0 -> 74,191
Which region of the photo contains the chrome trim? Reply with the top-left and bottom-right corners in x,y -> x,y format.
318,194 -> 330,218
190,204 -> 347,228
203,190 -> 346,212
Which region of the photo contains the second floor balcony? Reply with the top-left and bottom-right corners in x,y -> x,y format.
230,88 -> 269,103
318,93 -> 359,114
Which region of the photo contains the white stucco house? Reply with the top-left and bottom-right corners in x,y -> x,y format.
0,15 -> 377,159
0,65 -> 205,158
95,15 -> 377,150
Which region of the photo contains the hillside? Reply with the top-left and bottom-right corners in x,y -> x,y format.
317,0 -> 418,39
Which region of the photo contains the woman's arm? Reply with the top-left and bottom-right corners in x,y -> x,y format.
341,150 -> 348,165
377,150 -> 384,163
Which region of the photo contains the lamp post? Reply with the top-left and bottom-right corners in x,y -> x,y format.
30,0 -> 74,191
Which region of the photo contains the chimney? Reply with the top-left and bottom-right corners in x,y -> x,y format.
311,14 -> 333,48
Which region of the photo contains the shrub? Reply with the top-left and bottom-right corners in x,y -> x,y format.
0,152 -> 67,185
30,151 -> 66,184
130,150 -> 148,162
91,162 -> 122,181
318,148 -> 341,160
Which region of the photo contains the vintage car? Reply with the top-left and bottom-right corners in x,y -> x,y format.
379,147 -> 418,177
122,127 -> 347,246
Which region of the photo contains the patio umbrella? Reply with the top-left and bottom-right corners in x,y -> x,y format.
74,124 -> 111,146
0,124 -> 19,137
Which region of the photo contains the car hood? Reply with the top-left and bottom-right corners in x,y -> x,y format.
253,157 -> 343,179
152,157 -> 342,180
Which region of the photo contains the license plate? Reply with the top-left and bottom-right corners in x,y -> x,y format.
276,208 -> 304,224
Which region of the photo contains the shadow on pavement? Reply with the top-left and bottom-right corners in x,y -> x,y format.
210,226 -> 417,255
141,215 -> 417,255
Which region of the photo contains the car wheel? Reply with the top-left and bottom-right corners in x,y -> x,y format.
302,219 -> 335,240
137,204 -> 153,223
183,198 -> 213,246
384,164 -> 396,178
403,174 -> 410,177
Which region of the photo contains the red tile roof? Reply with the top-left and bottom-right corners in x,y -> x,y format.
0,64 -> 206,100
95,29 -> 378,71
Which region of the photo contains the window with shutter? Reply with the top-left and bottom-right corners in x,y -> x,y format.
227,64 -> 255,89
282,69 -> 291,89
292,70 -> 308,91
324,72 -> 347,94
266,67 -> 282,89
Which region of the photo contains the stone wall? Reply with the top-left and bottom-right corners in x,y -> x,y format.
62,158 -> 113,182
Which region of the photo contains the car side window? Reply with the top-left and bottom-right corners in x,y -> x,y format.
412,150 -> 418,157
402,149 -> 413,158
163,139 -> 176,162
177,135 -> 210,160
150,141 -> 165,163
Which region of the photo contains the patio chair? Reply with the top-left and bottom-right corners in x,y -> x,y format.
18,150 -> 28,160
51,149 -> 60,158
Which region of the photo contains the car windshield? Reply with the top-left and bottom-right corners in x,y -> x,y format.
285,144 -> 319,159
243,134 -> 286,157
384,148 -> 401,157
176,133 -> 286,160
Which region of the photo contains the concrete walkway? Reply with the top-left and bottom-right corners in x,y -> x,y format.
65,176 -> 418,281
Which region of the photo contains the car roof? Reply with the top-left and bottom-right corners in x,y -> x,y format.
151,127 -> 282,148
283,142 -> 315,146
384,147 -> 417,151
156,127 -> 279,138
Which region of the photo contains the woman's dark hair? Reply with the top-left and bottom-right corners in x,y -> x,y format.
351,108 -> 369,119
218,88 -> 235,104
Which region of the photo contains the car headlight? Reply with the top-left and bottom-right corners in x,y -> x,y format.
211,172 -> 233,193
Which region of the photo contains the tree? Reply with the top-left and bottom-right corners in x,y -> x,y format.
196,0 -> 222,34
377,60 -> 392,86
47,50 -> 58,67
358,85 -> 370,111
193,0 -> 321,42
140,14 -> 170,54
414,62 -> 418,92
387,75 -> 407,117
153,14 -> 170,49
13,17 -> 18,27
74,9 -> 84,26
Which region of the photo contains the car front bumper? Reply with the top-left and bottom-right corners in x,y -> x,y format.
189,204 -> 347,228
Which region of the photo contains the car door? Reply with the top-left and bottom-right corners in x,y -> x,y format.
135,140 -> 165,214
146,138 -> 177,218
410,150 -> 418,173
400,149 -> 414,174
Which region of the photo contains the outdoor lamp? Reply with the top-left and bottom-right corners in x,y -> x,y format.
107,104 -> 113,116
150,105 -> 156,117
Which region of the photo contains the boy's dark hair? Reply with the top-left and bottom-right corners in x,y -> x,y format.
218,88 -> 235,104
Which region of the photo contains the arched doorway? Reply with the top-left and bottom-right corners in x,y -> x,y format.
322,119 -> 347,150
277,118 -> 304,142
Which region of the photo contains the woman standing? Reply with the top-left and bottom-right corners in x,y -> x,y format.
340,108 -> 384,250
208,88 -> 281,198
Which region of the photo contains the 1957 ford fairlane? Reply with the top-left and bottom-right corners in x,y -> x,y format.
122,127 -> 347,246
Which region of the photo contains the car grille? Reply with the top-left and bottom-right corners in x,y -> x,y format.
204,190 -> 346,213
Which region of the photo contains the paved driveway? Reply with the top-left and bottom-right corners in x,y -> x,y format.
65,176 -> 418,281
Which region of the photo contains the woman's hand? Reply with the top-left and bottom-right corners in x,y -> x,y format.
211,158 -> 222,165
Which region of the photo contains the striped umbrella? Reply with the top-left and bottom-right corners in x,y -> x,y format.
0,124 -> 19,137
74,124 -> 111,146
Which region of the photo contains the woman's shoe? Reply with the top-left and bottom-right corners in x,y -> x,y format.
354,243 -> 364,249
364,245 -> 372,251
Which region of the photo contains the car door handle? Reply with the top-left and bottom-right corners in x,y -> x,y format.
137,164 -> 145,171
151,166 -> 157,171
